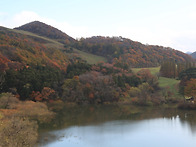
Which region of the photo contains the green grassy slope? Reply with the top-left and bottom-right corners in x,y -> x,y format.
132,67 -> 160,75
132,67 -> 182,98
73,49 -> 107,64
11,28 -> 107,64
11,29 -> 64,48
158,77 -> 179,88
158,77 -> 181,97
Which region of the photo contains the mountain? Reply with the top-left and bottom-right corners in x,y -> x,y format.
0,26 -> 69,71
186,51 -> 192,55
0,21 -> 195,72
0,25 -> 105,72
72,36 -> 195,67
191,52 -> 196,59
15,21 -> 75,45
0,21 -> 195,103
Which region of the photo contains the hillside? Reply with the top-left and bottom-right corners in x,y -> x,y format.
191,52 -> 196,59
0,25 -> 109,72
15,21 -> 76,45
1,21 -> 195,71
0,26 -> 69,71
1,21 -> 196,147
13,22 -> 106,65
0,21 -> 195,107
72,36 -> 195,67
13,21 -> 195,68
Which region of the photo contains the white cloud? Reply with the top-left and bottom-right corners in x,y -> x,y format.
0,12 -> 5,16
13,11 -> 40,27
115,26 -> 196,53
0,11 -> 40,28
188,11 -> 196,22
171,30 -> 196,52
116,27 -> 173,46
0,11 -> 90,39
0,12 -> 8,26
41,19 -> 91,39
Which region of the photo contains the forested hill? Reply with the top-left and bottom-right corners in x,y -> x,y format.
1,21 -> 195,69
0,21 -> 195,104
0,26 -> 69,72
72,36 -> 195,67
15,21 -> 76,45
191,52 -> 196,59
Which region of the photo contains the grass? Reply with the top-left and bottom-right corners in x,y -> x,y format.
73,49 -> 107,64
158,77 -> 182,98
132,66 -> 182,98
158,77 -> 179,88
11,29 -> 107,65
132,66 -> 160,75
12,29 -> 63,45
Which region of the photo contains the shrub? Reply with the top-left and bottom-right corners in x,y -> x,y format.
0,117 -> 38,147
0,93 -> 19,109
16,101 -> 55,123
128,87 -> 141,97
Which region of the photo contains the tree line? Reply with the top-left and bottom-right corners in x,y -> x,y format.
160,60 -> 196,78
0,61 -> 161,105
71,36 -> 194,68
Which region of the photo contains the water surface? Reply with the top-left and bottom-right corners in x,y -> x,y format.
38,105 -> 196,147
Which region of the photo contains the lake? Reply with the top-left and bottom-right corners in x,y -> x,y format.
37,105 -> 196,147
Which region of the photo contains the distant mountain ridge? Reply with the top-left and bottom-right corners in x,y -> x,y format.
191,52 -> 196,59
15,21 -> 75,45
186,51 -> 192,55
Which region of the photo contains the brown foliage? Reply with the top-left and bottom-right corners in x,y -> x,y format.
0,27 -> 69,71
0,93 -> 55,123
0,93 -> 55,147
137,69 -> 159,90
73,36 -> 194,67
62,71 -> 120,103
30,87 -> 56,102
0,117 -> 38,147
15,101 -> 55,123
0,93 -> 19,109
184,78 -> 196,97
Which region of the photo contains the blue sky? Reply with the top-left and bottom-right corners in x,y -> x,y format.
0,0 -> 196,53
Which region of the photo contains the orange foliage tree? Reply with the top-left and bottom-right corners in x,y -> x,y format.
30,87 -> 56,102
184,78 -> 196,97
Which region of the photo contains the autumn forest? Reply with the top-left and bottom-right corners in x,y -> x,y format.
0,21 -> 196,146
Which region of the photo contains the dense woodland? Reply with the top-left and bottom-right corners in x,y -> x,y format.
0,21 -> 196,146
0,26 -> 70,71
0,21 -> 195,103
72,36 -> 194,67
15,21 -> 194,67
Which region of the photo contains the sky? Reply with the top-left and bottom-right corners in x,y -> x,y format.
0,0 -> 196,53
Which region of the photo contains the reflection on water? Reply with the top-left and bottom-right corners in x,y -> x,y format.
38,105 -> 196,147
